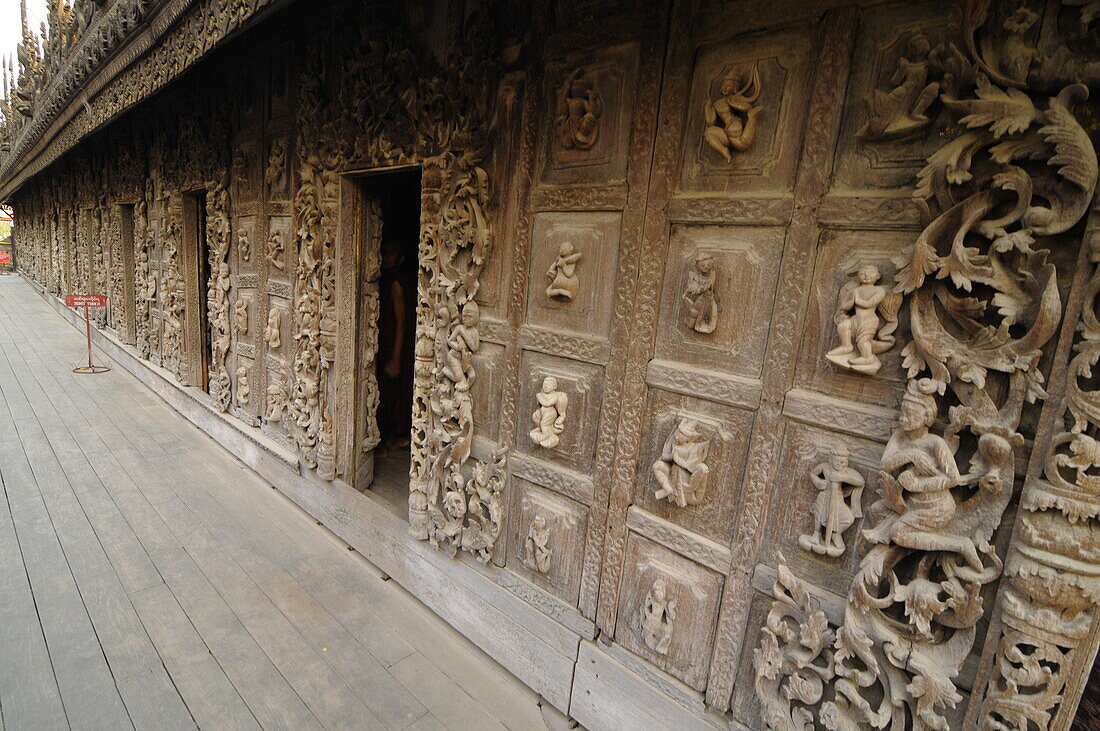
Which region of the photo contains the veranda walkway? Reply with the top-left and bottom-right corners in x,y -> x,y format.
0,275 -> 549,731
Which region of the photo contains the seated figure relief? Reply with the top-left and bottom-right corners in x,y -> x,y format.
683,251 -> 720,334
556,68 -> 603,151
546,242 -> 582,301
641,578 -> 676,655
652,418 -> 711,508
523,513 -> 553,574
859,33 -> 941,140
798,445 -> 865,558
530,376 -> 568,449
703,61 -> 764,162
825,264 -> 901,376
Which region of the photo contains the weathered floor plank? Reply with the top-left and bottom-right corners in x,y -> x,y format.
0,275 -> 546,730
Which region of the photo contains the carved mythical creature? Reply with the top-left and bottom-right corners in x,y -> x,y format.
641,578 -> 676,655
265,308 -> 281,349
524,513 -> 553,574
652,418 -> 710,508
556,68 -> 603,150
798,446 -> 865,558
233,298 -> 249,334
683,251 -> 720,334
859,33 -> 941,140
529,376 -> 568,449
825,264 -> 901,375
703,62 -> 763,162
546,242 -> 582,301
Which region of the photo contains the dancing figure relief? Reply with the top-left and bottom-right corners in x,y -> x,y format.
546,242 -> 582,301
798,446 -> 865,558
825,264 -> 902,375
529,376 -> 568,449
683,251 -> 720,334
703,61 -> 764,162
652,419 -> 711,508
556,68 -> 603,151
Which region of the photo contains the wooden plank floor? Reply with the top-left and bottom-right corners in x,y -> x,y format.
0,275 -> 550,731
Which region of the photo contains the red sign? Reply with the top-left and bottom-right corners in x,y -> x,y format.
66,294 -> 108,308
0,251 -> 11,264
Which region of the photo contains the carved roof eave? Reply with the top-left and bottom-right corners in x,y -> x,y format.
0,0 -> 287,201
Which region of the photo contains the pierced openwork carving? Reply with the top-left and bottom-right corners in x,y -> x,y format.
524,512 -> 553,574
703,62 -> 763,162
546,242 -> 582,301
825,264 -> 901,376
683,251 -> 719,335
798,446 -> 865,558
529,376 -> 568,449
651,418 -> 711,508
556,68 -> 603,151
756,4 -> 1100,728
641,577 -> 676,655
754,556 -> 836,730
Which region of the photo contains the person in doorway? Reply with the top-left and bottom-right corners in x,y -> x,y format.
376,235 -> 417,458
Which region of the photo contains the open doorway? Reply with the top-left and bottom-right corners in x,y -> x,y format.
184,191 -> 211,391
353,168 -> 421,510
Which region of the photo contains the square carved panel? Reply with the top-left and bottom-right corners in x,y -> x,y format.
540,42 -> 639,185
795,229 -> 912,407
526,212 -> 621,343
831,0 -> 954,192
633,388 -> 754,546
515,350 -> 605,475
758,419 -> 886,597
509,478 -> 589,605
614,533 -> 724,690
654,224 -> 784,380
678,26 -> 814,194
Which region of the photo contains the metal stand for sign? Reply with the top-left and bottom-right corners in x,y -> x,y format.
72,302 -> 110,374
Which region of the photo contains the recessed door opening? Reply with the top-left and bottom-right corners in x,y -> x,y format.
353,167 -> 422,514
185,191 -> 211,391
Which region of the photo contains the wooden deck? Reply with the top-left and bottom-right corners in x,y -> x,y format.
0,275 -> 549,730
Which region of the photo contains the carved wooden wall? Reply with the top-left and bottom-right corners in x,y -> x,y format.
7,0 -> 1100,728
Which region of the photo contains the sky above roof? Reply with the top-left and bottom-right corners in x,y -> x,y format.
1,0 -> 50,86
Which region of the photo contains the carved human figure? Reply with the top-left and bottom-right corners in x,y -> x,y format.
652,418 -> 711,508
237,228 -> 251,262
529,376 -> 568,449
556,68 -> 603,150
683,251 -> 720,334
236,365 -> 249,405
265,372 -> 287,423
265,138 -> 285,187
265,308 -> 281,349
798,446 -> 866,557
703,62 -> 764,162
825,264 -> 900,375
266,230 -> 284,270
546,242 -> 582,301
440,301 -> 479,392
864,378 -> 982,569
524,513 -> 553,574
859,33 -> 941,140
233,298 -> 248,334
641,578 -> 676,655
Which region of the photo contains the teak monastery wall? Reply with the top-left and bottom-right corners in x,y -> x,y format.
5,0 -> 1100,728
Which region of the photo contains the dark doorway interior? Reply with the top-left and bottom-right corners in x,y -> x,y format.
357,168 -> 421,507
186,192 -> 211,391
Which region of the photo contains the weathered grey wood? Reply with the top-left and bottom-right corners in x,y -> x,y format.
0,363 -> 134,730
